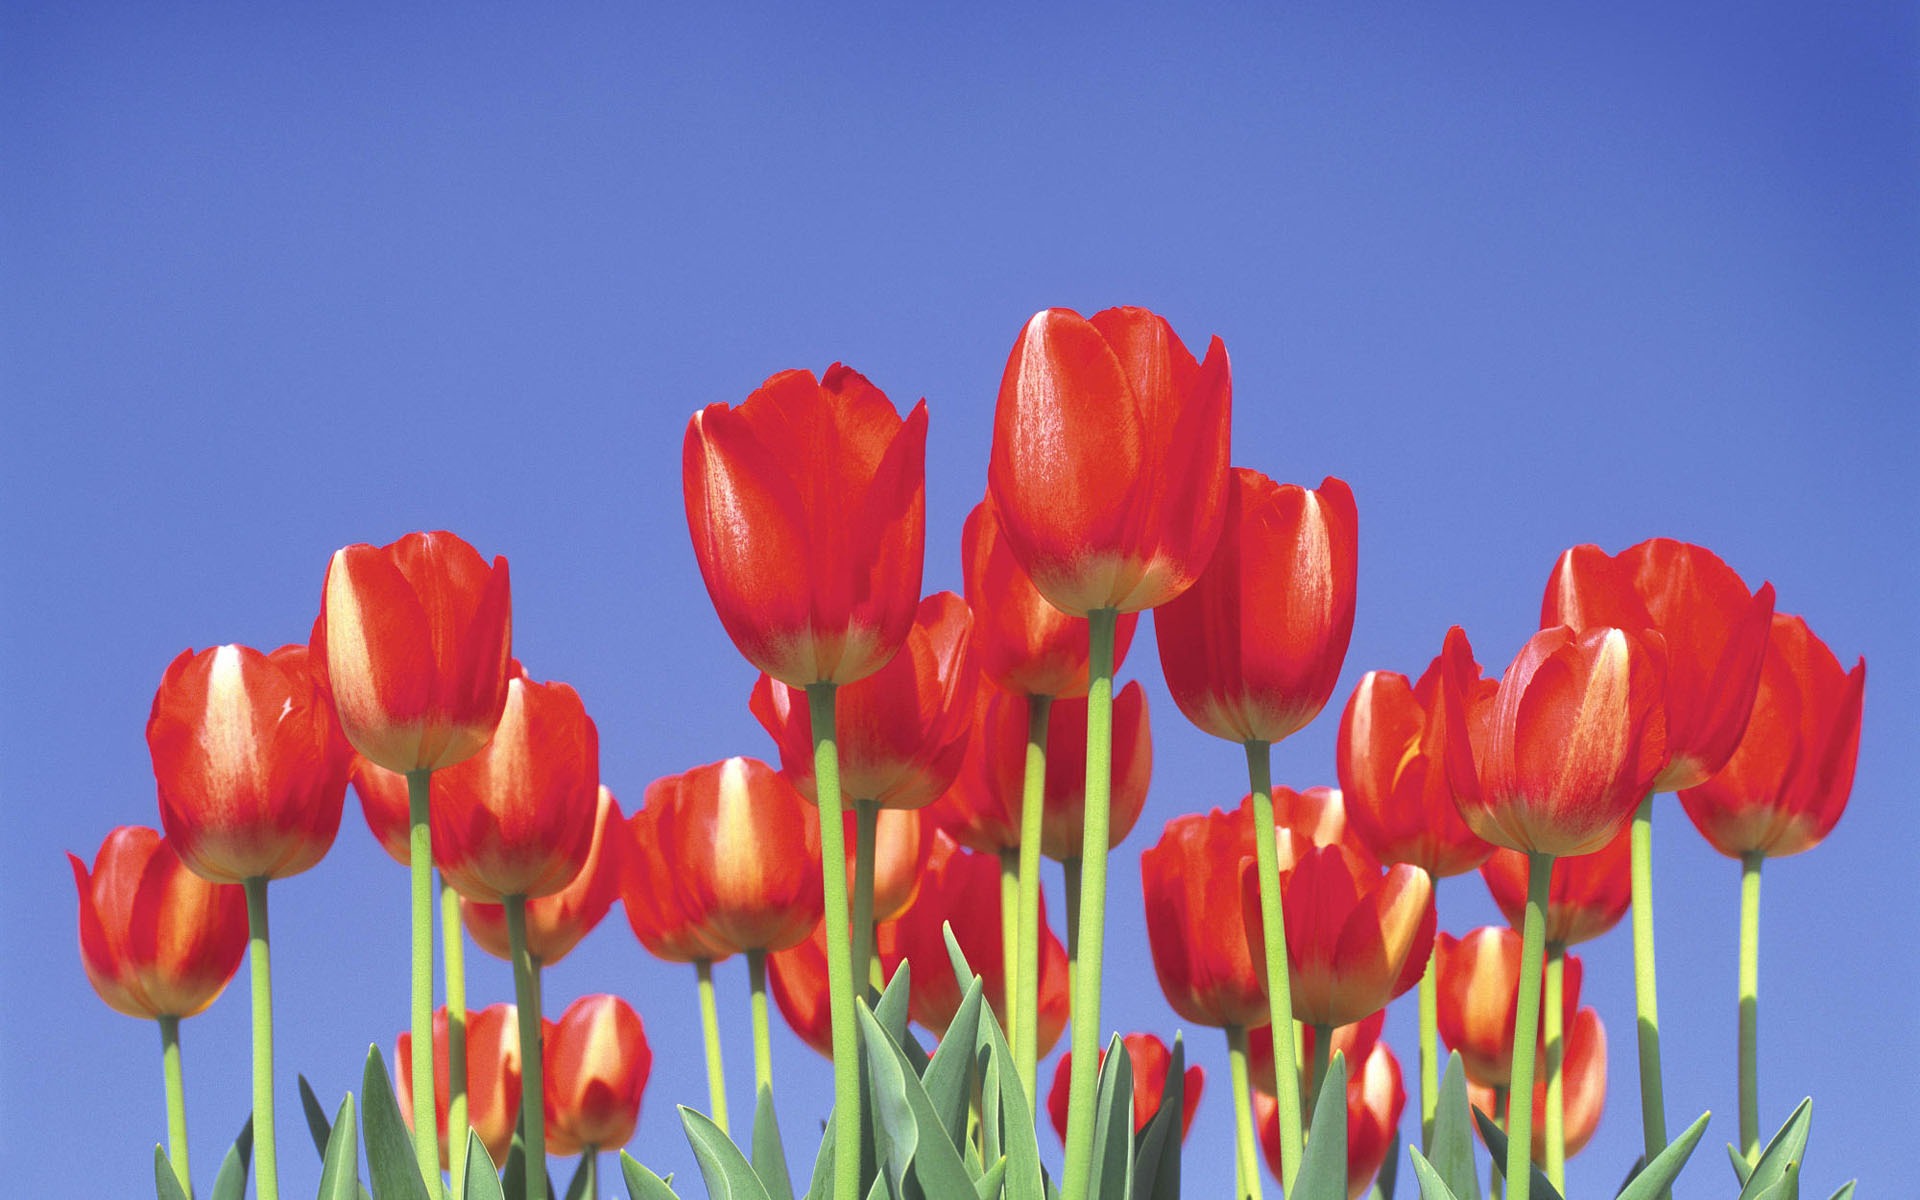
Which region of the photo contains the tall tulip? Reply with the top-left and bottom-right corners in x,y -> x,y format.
1433,929 -> 1582,1091
543,993 -> 652,1197
1480,823 -> 1633,951
1468,1008 -> 1607,1166
464,786 -> 626,968
1048,1033 -> 1204,1143
397,1005 -> 522,1173
1256,1040 -> 1406,1200
1246,1010 -> 1383,1098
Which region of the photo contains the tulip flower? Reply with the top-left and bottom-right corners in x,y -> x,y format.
71,826 -> 248,1188
1048,1033 -> 1204,1143
1256,1040 -> 1406,1200
768,919 -> 837,1059
465,786 -> 626,968
1247,1010 -> 1384,1099
1434,928 -> 1582,1090
543,994 -> 651,1175
1480,823 -> 1633,950
396,1004 -> 521,1173
1470,1008 -> 1607,1170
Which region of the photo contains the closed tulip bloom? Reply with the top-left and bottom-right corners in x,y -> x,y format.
1470,1008 -> 1607,1161
751,592 -> 977,809
349,755 -> 415,866
1140,809 -> 1268,1029
397,1004 -> 521,1171
1156,471 -> 1359,745
1339,626 -> 1497,877
1247,1009 -> 1384,1097
1048,1033 -> 1204,1143
987,305 -> 1232,616
1679,614 -> 1866,859
1434,928 -> 1582,1089
683,364 -> 928,687
70,827 -> 248,1019
861,806 -> 930,922
1257,1040 -> 1406,1200
313,530 -> 513,774
622,791 -> 729,964
543,994 -> 651,1154
1480,823 -> 1633,948
431,672 -> 600,903
1544,539 -> 1774,792
768,919 -> 837,1058
1250,785 -> 1375,865
147,644 -> 351,883
1461,626 -> 1670,857
961,498 -> 1139,698
662,758 -> 825,955
465,787 -> 625,966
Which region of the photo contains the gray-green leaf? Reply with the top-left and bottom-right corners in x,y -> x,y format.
1293,1053 -> 1350,1200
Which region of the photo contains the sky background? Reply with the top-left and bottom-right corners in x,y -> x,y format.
3,3 -> 1914,1197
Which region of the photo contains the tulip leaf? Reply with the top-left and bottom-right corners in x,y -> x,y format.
318,1095 -> 362,1200
1407,1149 -> 1464,1200
875,959 -> 925,1073
754,1084 -> 797,1200
1739,1099 -> 1812,1200
1470,1107 -> 1561,1200
1826,1182 -> 1856,1200
619,1151 -> 681,1200
1083,1034 -> 1134,1200
804,1110 -> 837,1200
967,988 -> 1046,1200
302,1074 -> 335,1160
858,1001 -> 978,1200
360,1044 -> 431,1200
467,1132 -> 508,1200
1727,1144 -> 1755,1187
1426,1054 -> 1480,1200
979,1050 -> 1004,1170
154,1146 -> 190,1200
682,1105 -> 776,1200
976,1157 -> 1008,1200
564,1154 -> 595,1200
208,1114 -> 254,1200
864,1176 -> 888,1200
923,977 -> 987,1153
1294,1053 -> 1350,1200
1371,1128 -> 1400,1200
1609,1110 -> 1711,1200
1129,1032 -> 1185,1200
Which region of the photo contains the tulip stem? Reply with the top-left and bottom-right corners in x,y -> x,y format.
1014,693 -> 1053,1106
407,769 -> 443,1198
1225,1025 -> 1264,1200
505,896 -> 548,1200
1738,852 -> 1763,1162
1243,738 -> 1305,1190
1489,1087 -> 1508,1200
1544,943 -> 1566,1192
807,682 -> 861,1200
998,848 -> 1019,1047
441,875 -> 470,1200
158,1015 -> 191,1197
748,948 -> 774,1096
1062,857 -> 1082,964
1505,853 -> 1552,1200
1418,939 -> 1439,1150
1060,608 -> 1118,1200
586,1149 -> 599,1200
694,959 -> 730,1134
851,799 -> 879,1002
242,877 -> 280,1200
1629,795 -> 1669,1182
1308,1024 -> 1332,1118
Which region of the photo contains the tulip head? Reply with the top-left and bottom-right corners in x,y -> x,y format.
397,1003 -> 521,1171
465,786 -> 626,966
622,789 -> 730,965
659,757 -> 825,956
1140,809 -> 1267,1030
543,993 -> 651,1154
1047,1033 -> 1204,1144
1479,822 -> 1632,948
768,919 -> 837,1059
1434,927 -> 1582,1089
1257,1040 -> 1406,1200
1469,1007 -> 1607,1161
1247,1009 -> 1384,1098
1254,844 -> 1436,1028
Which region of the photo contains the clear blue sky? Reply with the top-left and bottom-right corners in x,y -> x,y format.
3,3 -> 1913,1196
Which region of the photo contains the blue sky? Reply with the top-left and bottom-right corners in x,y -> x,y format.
3,3 -> 1914,1196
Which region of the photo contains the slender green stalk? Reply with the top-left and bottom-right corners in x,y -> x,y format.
441,876 -> 470,1200
998,848 -> 1020,1050
1062,857 -> 1082,965
1225,1025 -> 1265,1200
1489,1087 -> 1508,1200
243,877 -> 280,1200
1014,693 -> 1052,1106
406,769 -> 443,1197
1544,944 -> 1566,1192
1244,738 -> 1305,1189
1504,853 -> 1552,1198
586,1149 -> 599,1200
1629,794 -> 1668,1176
1739,852 -> 1764,1162
505,897 -> 548,1200
694,959 -> 730,1134
158,1015 -> 191,1196
851,799 -> 879,1002
807,682 -> 861,1200
1418,940 -> 1440,1150
1308,1024 -> 1332,1118
748,948 -> 774,1096
1059,608 -> 1118,1200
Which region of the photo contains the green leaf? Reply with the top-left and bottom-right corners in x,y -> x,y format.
753,1084 -> 797,1200
804,1110 -> 836,1200
1469,1107 -> 1561,1200
864,1175 -> 889,1200
1082,1034 -> 1134,1200
875,959 -> 923,1071
858,1002 -> 978,1200
1130,1032 -> 1184,1200
1426,1054 -> 1479,1200
317,1096 -> 362,1200
1739,1099 -> 1812,1200
302,1074 -> 335,1160
1406,1149 -> 1464,1200
1611,1111 -> 1711,1200
975,1158 -> 1008,1200
979,1051 -> 1004,1172
208,1115 -> 254,1200
564,1153 -> 594,1200
682,1104 -> 776,1200
154,1146 -> 189,1200
1826,1183 -> 1856,1200
967,995 -> 1045,1200
1294,1053 -> 1350,1200
1728,1144 -> 1755,1187
922,977 -> 987,1154
619,1151 -> 682,1200
467,1131 -> 508,1200
361,1044 -> 432,1200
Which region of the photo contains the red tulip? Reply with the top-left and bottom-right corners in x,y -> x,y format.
1461,626 -> 1670,857
768,919 -> 837,1059
622,788 -> 730,964
396,1003 -> 521,1171
431,671 -> 600,903
986,305 -> 1232,616
543,994 -> 651,1154
464,787 -> 625,966
1470,1007 -> 1607,1161
313,530 -> 513,774
1434,928 -> 1582,1089
960,498 -> 1139,698
861,806 -> 930,923
751,592 -> 977,809
70,827 -> 248,1020
1339,627 -> 1497,877
1251,785 -> 1375,866
1544,539 -> 1774,792
1047,1033 -> 1204,1143
147,644 -> 351,882
1246,1010 -> 1384,1098
1679,614 -> 1866,859
1140,808 -> 1267,1029
683,364 -> 927,687
1156,470 -> 1359,745
349,754 -> 415,866
658,758 -> 824,956
1480,822 -> 1633,948
1257,1040 -> 1406,1200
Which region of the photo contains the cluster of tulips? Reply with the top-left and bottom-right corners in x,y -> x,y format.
73,305 -> 1865,1200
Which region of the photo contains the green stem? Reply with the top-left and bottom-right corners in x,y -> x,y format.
807,683 -> 861,1200
748,948 -> 774,1096
1308,1024 -> 1332,1119
1062,857 -> 1082,966
158,1015 -> 191,1198
1504,853 -> 1552,1199
1226,1025 -> 1265,1200
998,848 -> 1020,1049
1544,944 -> 1566,1191
1419,937 -> 1439,1151
243,877 -> 280,1200
1490,1087 -> 1508,1200
1244,738 -> 1305,1190
506,897 -> 547,1200
586,1148 -> 599,1200
442,876 -> 470,1200
851,799 -> 879,1003
1629,795 -> 1669,1181
407,769 -> 443,1198
1014,693 -> 1052,1106
694,959 -> 730,1134
1739,852 -> 1764,1162
1059,608 -> 1118,1200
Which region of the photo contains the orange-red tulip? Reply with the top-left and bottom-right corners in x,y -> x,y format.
1544,539 -> 1773,792
768,919 -> 837,1058
1047,1033 -> 1204,1143
70,827 -> 248,1020
656,758 -> 824,956
1480,823 -> 1633,948
960,498 -> 1139,698
1434,928 -> 1582,1089
1246,1009 -> 1384,1097
542,994 -> 651,1154
1156,470 -> 1358,745
396,1003 -> 521,1171
1140,808 -> 1267,1029
1461,626 -> 1670,857
1251,785 -> 1375,865
986,305 -> 1232,616
1339,627 -> 1497,877
349,754 -> 415,866
1257,1040 -> 1406,1200
147,644 -> 351,882
622,789 -> 729,965
1469,1007 -> 1607,1161
751,592 -> 977,809
464,787 -> 625,966
1679,614 -> 1866,859
313,530 -> 513,774
431,671 -> 599,903
860,806 -> 930,923
683,364 -> 927,687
